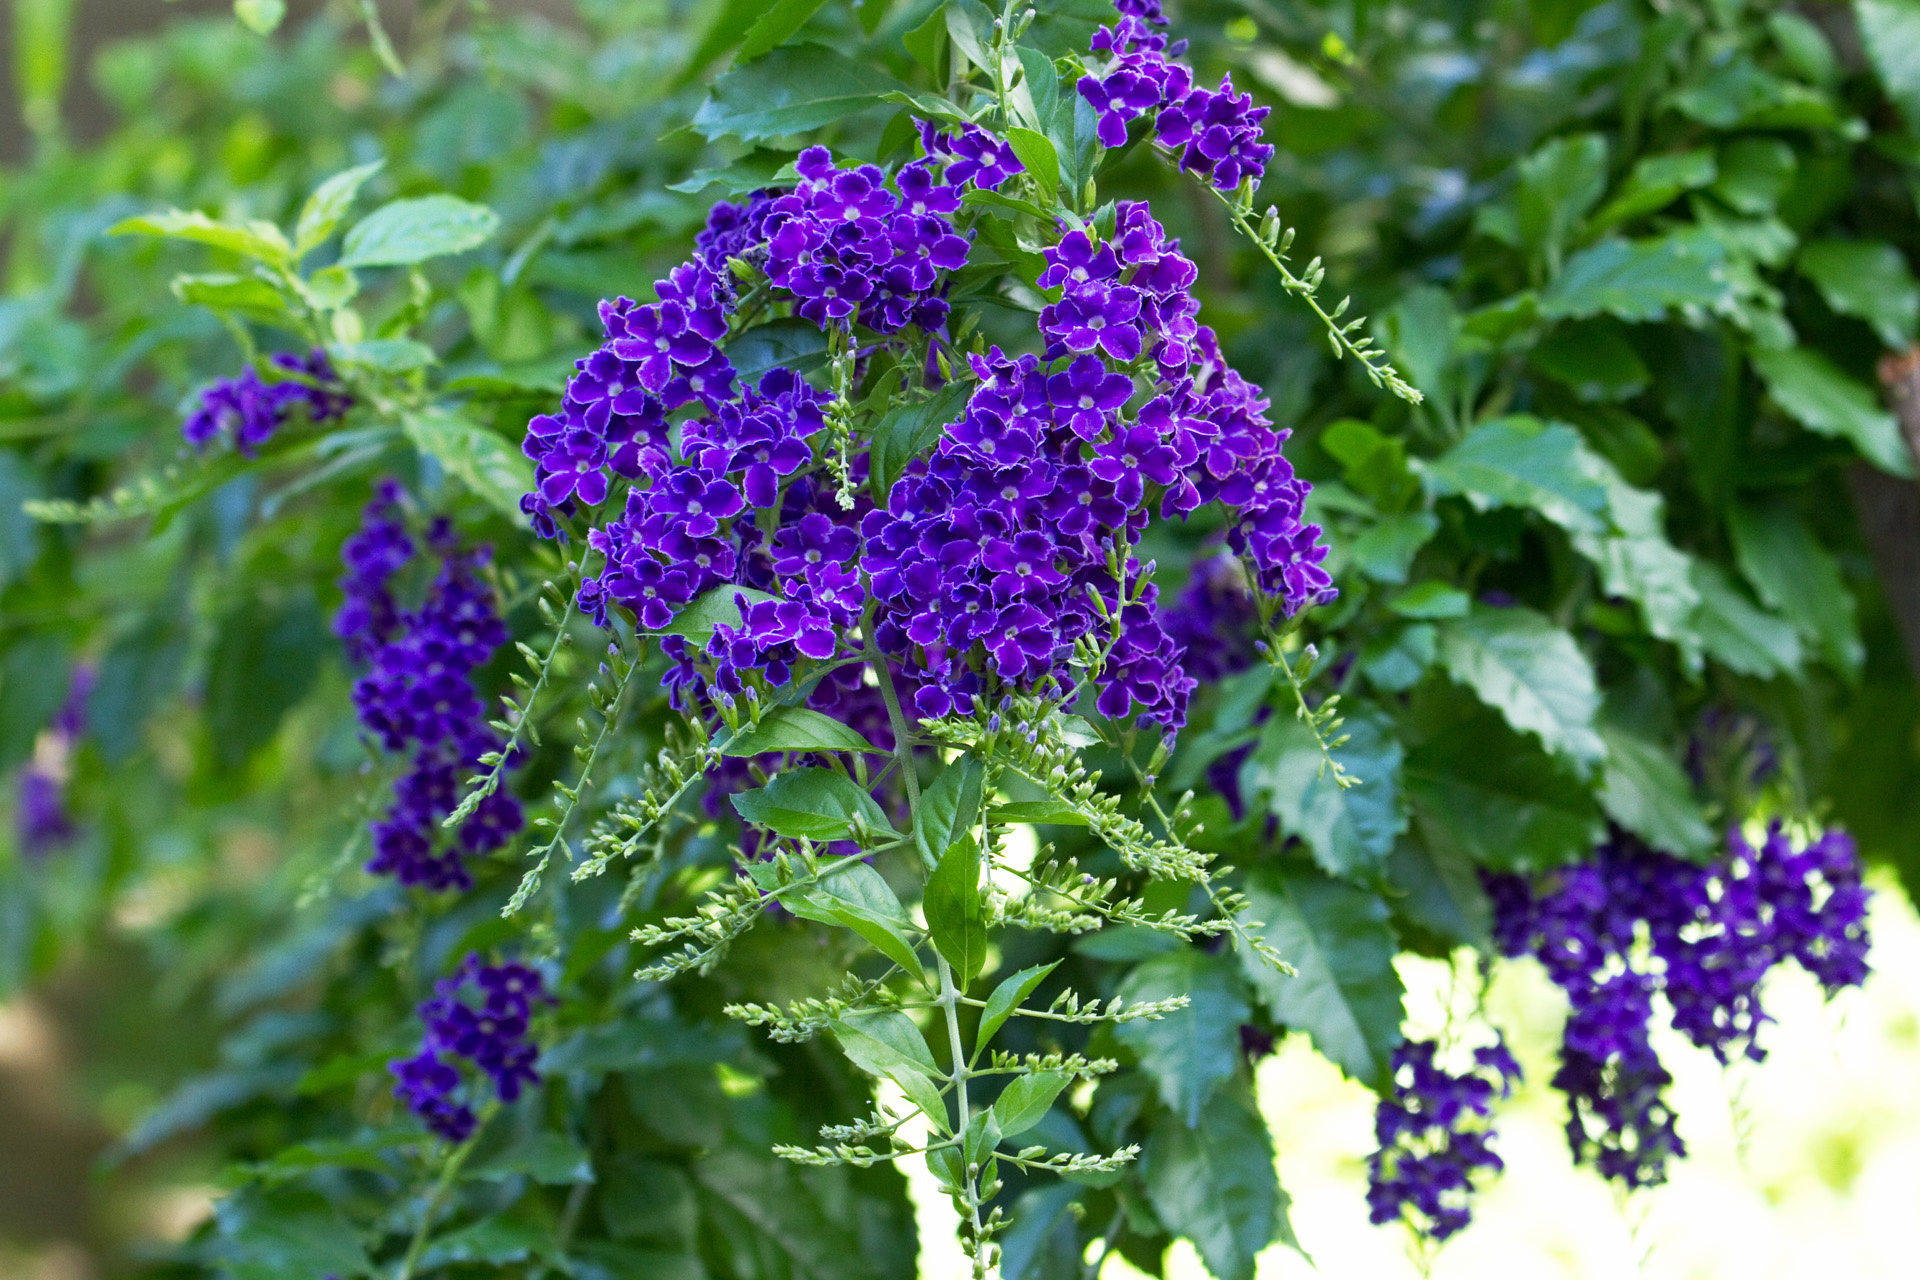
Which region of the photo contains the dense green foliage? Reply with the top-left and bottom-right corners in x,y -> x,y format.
3,0 -> 1919,1277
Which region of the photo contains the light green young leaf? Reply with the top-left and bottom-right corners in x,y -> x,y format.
1727,498 -> 1862,677
401,408 -> 532,522
723,706 -> 884,757
1597,724 -> 1715,860
943,1 -> 993,74
731,767 -> 899,842
1751,346 -> 1912,477
1423,416 -> 1611,536
976,962 -> 1058,1056
1004,127 -> 1061,202
832,1009 -> 940,1076
294,160 -> 385,258
1243,711 -> 1405,877
691,46 -> 907,141
234,0 -> 287,35
992,1072 -> 1069,1138
1142,1084 -> 1284,1280
1240,865 -> 1403,1089
1437,605 -> 1606,771
339,195 -> 499,268
988,799 -> 1089,826
172,272 -> 289,321
780,862 -> 926,985
110,209 -> 292,267
657,585 -> 779,645
924,837 -> 987,986
1115,950 -> 1248,1126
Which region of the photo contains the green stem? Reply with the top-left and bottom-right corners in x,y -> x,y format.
394,1120 -> 487,1280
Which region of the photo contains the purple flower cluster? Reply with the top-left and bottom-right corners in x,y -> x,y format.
1077,1 -> 1275,191
916,120 -> 1024,192
1486,824 -> 1872,1188
1367,1038 -> 1522,1242
520,144 -> 973,541
390,955 -> 550,1142
335,483 -> 523,891
12,665 -> 92,858
181,350 -> 350,455
862,201 -> 1328,732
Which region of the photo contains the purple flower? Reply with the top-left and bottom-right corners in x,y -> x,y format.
1042,283 -> 1143,361
1047,355 -> 1134,440
1366,1038 -> 1519,1242
181,350 -> 350,455
390,955 -> 551,1141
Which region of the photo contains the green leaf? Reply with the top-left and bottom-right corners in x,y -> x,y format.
726,316 -> 831,384
293,160 -> 385,258
944,1 -> 993,73
1423,416 -> 1610,536
915,753 -> 985,867
780,862 -> 927,984
668,149 -> 799,196
1591,148 -> 1716,229
340,338 -> 435,372
1797,239 -> 1920,347
1564,463 -> 1703,660
924,837 -> 988,986
110,209 -> 292,267
1142,1083 -> 1283,1280
988,799 -> 1089,826
992,1072 -> 1068,1137
976,962 -> 1058,1056
1115,950 -> 1249,1126
1528,320 -> 1650,402
1687,562 -> 1803,677
1727,498 -> 1861,677
1859,0 -> 1920,134
1515,133 -> 1608,268
723,705 -> 884,756
1668,57 -> 1838,129
870,381 -> 970,499
206,590 -> 325,771
214,1188 -> 370,1279
691,45 -> 907,141
235,0 -> 287,35
731,767 -> 899,842
1359,622 -> 1437,693
1238,865 -> 1404,1090
1243,710 -> 1405,877
1347,511 -> 1439,583
1711,137 -> 1798,215
1437,605 -> 1605,770
172,272 -> 290,321
469,1131 -> 595,1184
1387,581 -> 1470,619
1385,836 -> 1492,950
339,195 -> 499,268
735,0 -> 830,63
881,89 -> 973,125
1597,724 -> 1715,860
658,585 -> 778,645
1404,701 -> 1605,872
1015,46 -> 1060,135
1750,346 -> 1911,477
1004,126 -> 1060,202
961,187 -> 1056,222
1538,232 -> 1730,322
401,407 -> 532,522
831,1009 -> 940,1077
420,1220 -> 559,1268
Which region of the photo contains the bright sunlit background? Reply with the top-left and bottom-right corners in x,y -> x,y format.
912,870 -> 1920,1280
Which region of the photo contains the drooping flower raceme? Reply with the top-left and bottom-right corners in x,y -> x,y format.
1485,825 -> 1871,1189
335,482 -> 523,892
390,954 -> 550,1142
181,349 -> 350,455
1366,1037 -> 1522,1242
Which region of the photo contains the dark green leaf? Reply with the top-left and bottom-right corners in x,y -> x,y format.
924,837 -> 988,985
1423,416 -> 1610,536
1798,239 -> 1920,348
1004,127 -> 1060,201
293,160 -> 385,257
1597,724 -> 1715,860
1727,498 -> 1861,676
781,862 -> 927,984
1387,581 -> 1471,619
1515,133 -> 1608,267
1015,46 -> 1060,135
1238,865 -> 1404,1089
732,767 -> 899,842
1751,345 -> 1912,477
723,705 -> 884,756
831,1009 -> 940,1076
1437,605 -> 1605,770
1528,320 -> 1650,401
1243,710 -> 1405,877
205,590 -> 324,771
1359,622 -> 1437,693
420,1219 -> 558,1268
915,752 -> 985,867
1347,512 -> 1439,583
1538,233 -> 1730,322
726,315 -> 831,383
691,46 -> 907,141
339,195 -> 498,268
600,1156 -> 697,1245
1859,0 -> 1920,134
1115,950 -> 1249,1126
1142,1083 -> 1282,1280
469,1131 -> 595,1184
870,381 -> 970,499
214,1188 -> 369,1279
667,149 -> 798,196
976,962 -> 1058,1055
1405,703 -> 1605,872
1591,148 -> 1716,229
0,452 -> 39,589
993,1072 -> 1068,1137
401,408 -> 533,521
1687,562 -> 1803,677
1385,836 -> 1492,950
1711,137 -> 1798,214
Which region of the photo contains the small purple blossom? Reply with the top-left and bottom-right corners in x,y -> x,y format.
390,955 -> 552,1141
181,350 -> 350,455
1367,1037 -> 1520,1242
